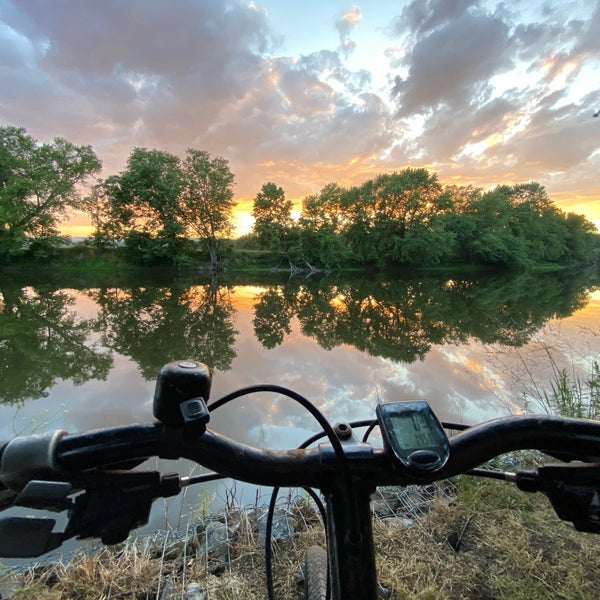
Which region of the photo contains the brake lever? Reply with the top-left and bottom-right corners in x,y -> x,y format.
516,463 -> 600,533
0,470 -> 181,558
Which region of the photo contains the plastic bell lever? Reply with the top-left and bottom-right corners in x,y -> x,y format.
153,360 -> 211,431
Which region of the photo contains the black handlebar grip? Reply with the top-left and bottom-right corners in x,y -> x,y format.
153,360 -> 212,426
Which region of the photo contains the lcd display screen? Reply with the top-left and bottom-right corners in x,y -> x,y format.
387,411 -> 438,450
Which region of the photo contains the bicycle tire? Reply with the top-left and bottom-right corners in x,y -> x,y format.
304,545 -> 329,600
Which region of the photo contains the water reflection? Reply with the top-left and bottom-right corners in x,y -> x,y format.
90,282 -> 237,379
0,269 -> 598,563
253,271 -> 591,360
0,270 -> 595,408
0,286 -> 111,406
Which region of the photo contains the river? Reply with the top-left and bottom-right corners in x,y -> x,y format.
1,268 -> 599,564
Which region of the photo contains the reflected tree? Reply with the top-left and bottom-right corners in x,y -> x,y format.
253,287 -> 297,349
91,283 -> 237,379
252,271 -> 595,363
0,286 -> 112,405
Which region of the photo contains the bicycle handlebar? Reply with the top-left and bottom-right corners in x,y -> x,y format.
2,407 -> 600,559
2,414 -> 600,493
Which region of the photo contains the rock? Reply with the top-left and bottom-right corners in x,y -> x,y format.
185,582 -> 206,600
0,574 -> 23,600
199,521 -> 230,562
254,506 -> 297,546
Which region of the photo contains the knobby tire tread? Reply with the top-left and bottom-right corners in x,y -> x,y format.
304,545 -> 329,600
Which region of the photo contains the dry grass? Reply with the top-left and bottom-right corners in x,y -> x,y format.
6,478 -> 600,599
374,478 -> 600,600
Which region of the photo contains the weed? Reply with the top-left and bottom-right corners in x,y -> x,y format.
540,361 -> 600,419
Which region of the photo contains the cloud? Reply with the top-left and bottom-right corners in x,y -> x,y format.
0,0 -> 275,165
335,6 -> 362,39
0,0 -> 598,227
383,0 -> 600,212
397,0 -> 478,37
393,12 -> 511,116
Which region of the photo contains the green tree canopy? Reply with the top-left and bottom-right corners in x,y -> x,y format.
299,183 -> 349,269
0,285 -> 112,405
180,149 -> 236,268
92,148 -> 185,263
342,168 -> 450,265
0,126 -> 101,260
252,182 -> 293,252
89,147 -> 236,267
90,283 -> 237,377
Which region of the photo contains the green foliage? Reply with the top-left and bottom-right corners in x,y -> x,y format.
90,283 -> 238,377
0,126 -> 101,261
88,147 -> 235,268
542,362 -> 600,420
252,182 -> 292,251
91,148 -> 184,263
252,288 -> 294,348
5,123 -> 593,271
397,221 -> 456,265
299,183 -> 350,269
180,149 -> 236,267
250,270 -> 591,361
340,169 -> 451,266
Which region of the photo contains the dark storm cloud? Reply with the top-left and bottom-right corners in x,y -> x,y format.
393,12 -> 511,116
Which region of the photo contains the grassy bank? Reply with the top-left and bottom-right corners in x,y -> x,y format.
4,472 -> 599,600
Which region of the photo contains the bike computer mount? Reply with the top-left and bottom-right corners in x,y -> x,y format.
376,401 -> 450,474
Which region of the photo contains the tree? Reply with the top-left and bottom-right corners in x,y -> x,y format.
466,191 -> 529,267
252,182 -> 293,252
83,177 -> 125,248
342,168 -> 450,265
95,148 -> 185,263
0,284 -> 112,405
252,288 -> 294,348
180,149 -> 236,269
499,182 -> 567,263
564,212 -> 597,263
0,126 -> 101,260
91,283 -> 237,377
299,183 -> 349,269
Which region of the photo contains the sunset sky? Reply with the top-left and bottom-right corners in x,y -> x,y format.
1,0 -> 598,236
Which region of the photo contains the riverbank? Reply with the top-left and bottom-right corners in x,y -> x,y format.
2,240 -> 594,282
3,476 -> 599,599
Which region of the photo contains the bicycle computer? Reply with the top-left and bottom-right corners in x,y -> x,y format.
376,401 -> 450,474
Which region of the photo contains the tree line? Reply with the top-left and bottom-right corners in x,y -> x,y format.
251,173 -> 598,269
1,125 -> 597,269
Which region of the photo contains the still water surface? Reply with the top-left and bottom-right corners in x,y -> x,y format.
1,269 -> 599,560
